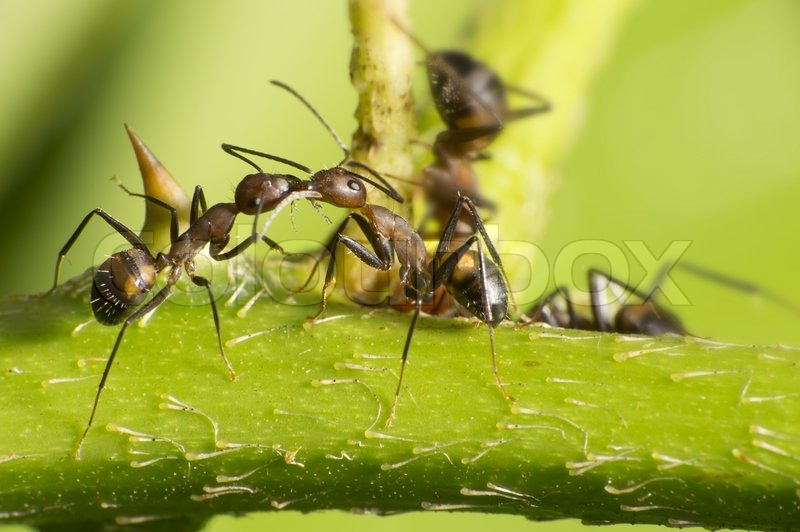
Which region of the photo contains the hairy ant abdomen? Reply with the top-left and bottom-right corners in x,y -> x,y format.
90,248 -> 156,325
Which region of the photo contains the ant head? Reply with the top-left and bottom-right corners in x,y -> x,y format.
310,167 -> 367,209
235,173 -> 302,215
91,249 -> 156,325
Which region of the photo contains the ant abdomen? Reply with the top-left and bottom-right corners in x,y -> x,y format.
444,251 -> 508,327
90,248 -> 155,325
428,51 -> 506,130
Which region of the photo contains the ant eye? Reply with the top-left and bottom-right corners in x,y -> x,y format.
250,197 -> 261,208
347,179 -> 362,191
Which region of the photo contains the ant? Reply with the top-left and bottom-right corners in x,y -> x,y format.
48,135 -> 311,458
244,83 -> 514,425
386,19 -> 551,275
301,193 -> 513,426
526,264 -> 800,336
526,268 -> 686,336
392,17 -> 551,160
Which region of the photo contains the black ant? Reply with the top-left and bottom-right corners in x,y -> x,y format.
290,191 -> 513,425
48,132 -> 309,458
526,268 -> 687,336
242,83 -> 514,425
392,17 -> 551,160
386,19 -> 551,267
526,264 -> 800,337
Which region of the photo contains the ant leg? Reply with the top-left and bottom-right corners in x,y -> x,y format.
439,195 -> 520,319
115,179 -> 180,243
49,209 -> 149,294
431,234 -> 514,402
187,270 -> 237,382
434,125 -> 502,154
211,234 -> 284,261
475,241 -> 514,402
385,299 -> 421,428
520,286 -> 566,327
504,85 -> 552,121
309,214 -> 393,320
74,282 -> 172,459
221,143 -> 312,175
189,185 -> 208,224
587,269 -> 617,333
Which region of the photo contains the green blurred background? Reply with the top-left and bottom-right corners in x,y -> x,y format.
0,0 -> 798,530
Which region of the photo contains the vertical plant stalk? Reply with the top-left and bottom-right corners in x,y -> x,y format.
349,0 -> 416,197
344,0 -> 415,297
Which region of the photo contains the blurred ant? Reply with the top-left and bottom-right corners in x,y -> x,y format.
526,264 -> 800,336
388,19 -> 551,261
527,269 -> 686,336
48,146 -> 308,458
392,17 -> 551,159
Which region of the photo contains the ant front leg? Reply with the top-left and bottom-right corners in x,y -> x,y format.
49,209 -> 149,294
309,213 -> 394,321
74,282 -> 172,459
189,185 -> 208,224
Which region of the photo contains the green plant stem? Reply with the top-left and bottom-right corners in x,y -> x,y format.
2,286 -> 800,530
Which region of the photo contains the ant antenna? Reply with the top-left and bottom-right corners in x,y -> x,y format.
270,80 -> 404,203
675,262 -> 800,317
345,162 -> 405,203
270,80 -> 350,164
389,16 -> 433,56
382,171 -> 424,188
222,143 -> 313,175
